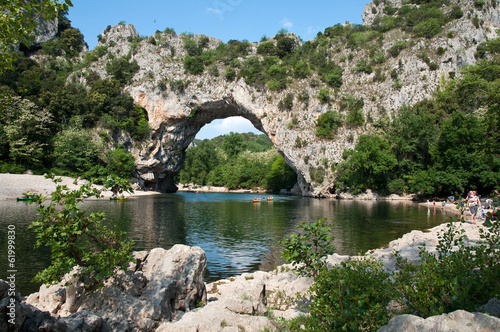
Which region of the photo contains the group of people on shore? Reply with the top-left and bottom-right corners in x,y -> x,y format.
427,191 -> 497,223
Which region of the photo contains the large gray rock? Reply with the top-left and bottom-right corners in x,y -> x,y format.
378,310 -> 500,332
156,305 -> 273,332
26,245 -> 207,331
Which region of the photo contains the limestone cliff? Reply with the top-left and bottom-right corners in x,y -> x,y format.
74,0 -> 499,196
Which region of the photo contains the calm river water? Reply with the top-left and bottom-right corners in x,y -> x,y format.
0,193 -> 453,296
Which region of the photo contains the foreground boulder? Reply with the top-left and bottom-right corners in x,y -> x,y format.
26,245 -> 207,331
157,269 -> 313,331
378,310 -> 500,332
0,279 -> 106,331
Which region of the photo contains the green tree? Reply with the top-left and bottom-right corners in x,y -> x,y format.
389,102 -> 439,172
222,132 -> 244,158
179,140 -> 219,185
2,96 -> 53,168
335,134 -> 397,193
106,56 -> 140,86
0,0 -> 73,74
52,126 -> 98,174
265,154 -> 296,192
105,148 -> 136,179
28,175 -> 134,289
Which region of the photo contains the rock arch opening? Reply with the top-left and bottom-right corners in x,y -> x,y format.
135,97 -> 300,194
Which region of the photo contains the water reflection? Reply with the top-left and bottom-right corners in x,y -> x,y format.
0,194 -> 453,296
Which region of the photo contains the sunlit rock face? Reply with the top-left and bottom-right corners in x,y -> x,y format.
76,0 -> 499,196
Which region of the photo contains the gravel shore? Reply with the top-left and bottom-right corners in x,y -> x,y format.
0,173 -> 159,200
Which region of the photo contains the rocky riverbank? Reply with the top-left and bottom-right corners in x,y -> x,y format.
1,219 -> 499,331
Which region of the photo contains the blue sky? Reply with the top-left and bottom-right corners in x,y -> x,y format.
67,0 -> 369,139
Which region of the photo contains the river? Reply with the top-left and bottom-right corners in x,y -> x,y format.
0,193 -> 453,296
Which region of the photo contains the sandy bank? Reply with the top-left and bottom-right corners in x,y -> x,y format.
0,173 -> 160,200
177,183 -> 268,194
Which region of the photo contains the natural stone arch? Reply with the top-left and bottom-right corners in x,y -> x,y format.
133,95 -> 307,194
98,24 -> 360,197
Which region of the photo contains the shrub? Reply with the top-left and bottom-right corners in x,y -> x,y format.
224,68 -> 236,81
393,78 -> 403,89
373,68 -> 387,82
183,56 -> 205,75
449,5 -> 463,20
306,258 -> 394,331
309,165 -> 326,184
278,93 -> 294,111
257,41 -> 276,55
170,79 -> 189,93
105,148 -> 136,179
394,217 -> 500,317
317,88 -> 331,104
298,89 -> 310,106
27,175 -> 134,289
414,18 -> 443,39
279,218 -> 336,277
340,94 -> 365,127
208,65 -> 219,77
267,79 -> 286,91
388,41 -> 409,57
106,56 -> 140,86
294,60 -> 310,78
390,69 -> 398,79
354,59 -> 373,74
315,110 -> 343,139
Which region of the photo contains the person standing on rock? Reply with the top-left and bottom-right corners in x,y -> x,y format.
468,191 -> 481,223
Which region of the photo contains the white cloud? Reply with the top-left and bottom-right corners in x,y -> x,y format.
307,25 -> 320,36
206,7 -> 224,20
196,117 -> 262,140
280,18 -> 293,30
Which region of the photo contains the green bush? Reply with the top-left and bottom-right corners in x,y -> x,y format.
27,175 -> 134,289
224,68 -> 236,81
52,127 -> 98,173
394,218 -> 500,317
341,95 -> 365,127
170,79 -> 189,93
279,218 -> 336,277
388,41 -> 409,57
184,56 -> 205,75
257,41 -> 276,55
354,60 -> 373,74
309,165 -> 326,184
278,93 -> 294,111
105,148 -> 136,179
106,56 -> 140,86
306,258 -> 394,331
315,110 -> 343,139
267,79 -> 286,91
317,88 -> 331,104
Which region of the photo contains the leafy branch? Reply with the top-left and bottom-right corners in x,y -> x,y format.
28,174 -> 134,289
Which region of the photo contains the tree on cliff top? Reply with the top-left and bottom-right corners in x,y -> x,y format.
0,0 -> 73,75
